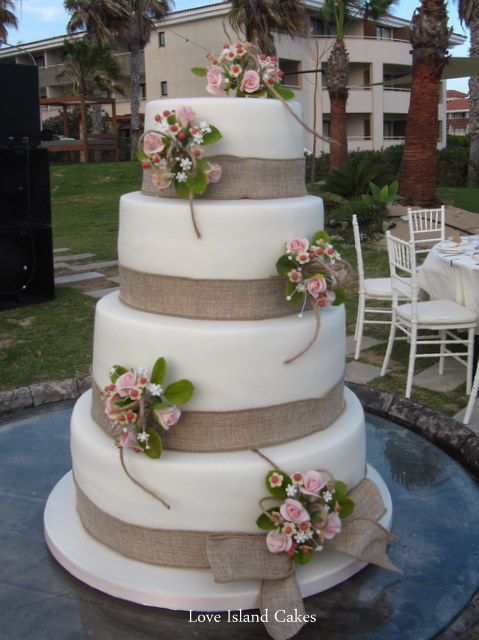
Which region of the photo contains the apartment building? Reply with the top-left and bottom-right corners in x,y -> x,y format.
0,0 -> 466,152
446,89 -> 470,135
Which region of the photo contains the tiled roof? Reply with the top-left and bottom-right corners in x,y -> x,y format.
447,98 -> 470,110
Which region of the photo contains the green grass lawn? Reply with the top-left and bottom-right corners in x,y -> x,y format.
51,161 -> 141,258
437,187 -> 479,213
0,162 -> 473,419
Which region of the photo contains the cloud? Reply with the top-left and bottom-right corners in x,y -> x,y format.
22,0 -> 65,23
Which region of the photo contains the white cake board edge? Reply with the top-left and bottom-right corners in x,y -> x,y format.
44,465 -> 392,612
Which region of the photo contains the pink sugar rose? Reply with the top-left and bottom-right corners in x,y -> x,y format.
118,427 -> 136,449
154,405 -> 181,430
151,166 -> 172,190
176,106 -> 197,128
206,66 -> 226,95
323,513 -> 342,540
205,163 -> 222,183
287,237 -> 309,254
115,371 -> 137,398
301,470 -> 327,496
280,498 -> 310,524
143,132 -> 164,155
241,69 -> 261,93
307,276 -> 327,299
266,529 -> 293,554
104,393 -> 121,420
318,290 -> 336,308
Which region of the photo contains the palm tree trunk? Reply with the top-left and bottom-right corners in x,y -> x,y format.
129,45 -> 142,161
467,16 -> 479,187
89,32 -> 103,163
329,94 -> 348,169
398,54 -> 444,205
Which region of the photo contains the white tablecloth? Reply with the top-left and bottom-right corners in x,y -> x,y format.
417,237 -> 479,321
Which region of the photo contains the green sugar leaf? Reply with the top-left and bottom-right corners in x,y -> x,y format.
110,365 -> 128,383
174,180 -> 190,199
191,67 -> 207,77
272,82 -> 295,101
265,469 -> 292,499
163,379 -> 195,405
311,230 -> 330,244
151,357 -> 167,385
186,170 -> 208,195
332,287 -> 346,306
201,125 -> 222,145
144,428 -> 163,459
276,254 -> 293,276
256,512 -> 277,531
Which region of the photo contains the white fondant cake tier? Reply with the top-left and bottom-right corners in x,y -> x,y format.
144,97 -> 304,159
72,388 -> 366,532
92,292 -> 345,411
119,192 -> 324,279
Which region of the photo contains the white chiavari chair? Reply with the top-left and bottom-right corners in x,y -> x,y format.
381,231 -> 477,398
407,205 -> 446,256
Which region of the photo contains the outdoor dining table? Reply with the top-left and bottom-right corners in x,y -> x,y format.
416,236 -> 479,324
416,236 -> 479,368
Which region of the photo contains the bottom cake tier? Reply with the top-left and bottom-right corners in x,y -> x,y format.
71,387 -> 366,531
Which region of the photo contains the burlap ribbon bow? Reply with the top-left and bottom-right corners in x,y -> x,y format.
205,479 -> 399,640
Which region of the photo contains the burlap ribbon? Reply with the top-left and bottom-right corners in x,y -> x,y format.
142,156 -> 306,200
90,377 -> 345,452
118,265 -> 305,320
75,477 -> 398,640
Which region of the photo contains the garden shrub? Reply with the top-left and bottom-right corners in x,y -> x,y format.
436,145 -> 468,187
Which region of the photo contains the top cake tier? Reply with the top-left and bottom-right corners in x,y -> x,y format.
144,97 -> 304,159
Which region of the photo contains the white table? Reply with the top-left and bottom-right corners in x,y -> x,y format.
417,237 -> 479,322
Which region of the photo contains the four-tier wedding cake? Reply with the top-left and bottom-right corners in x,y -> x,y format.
45,94 -> 394,640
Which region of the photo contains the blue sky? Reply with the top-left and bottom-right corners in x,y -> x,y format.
3,0 -> 471,91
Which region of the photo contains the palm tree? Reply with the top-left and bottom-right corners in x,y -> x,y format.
65,1 -> 130,158
122,1 -> 172,160
321,0 -> 396,170
398,0 -> 451,205
228,0 -> 306,56
0,0 -> 18,42
457,0 -> 479,186
58,38 -> 124,97
65,0 -> 129,45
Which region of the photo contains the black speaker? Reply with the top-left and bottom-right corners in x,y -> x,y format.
0,63 -> 41,148
0,148 -> 54,310
0,148 -> 51,231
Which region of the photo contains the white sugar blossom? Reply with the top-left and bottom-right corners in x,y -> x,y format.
295,532 -> 309,544
199,121 -> 211,133
193,133 -> 204,144
180,158 -> 193,170
176,172 -> 188,183
137,431 -> 150,443
147,383 -> 163,396
285,484 -> 296,497
136,366 -> 149,377
296,284 -> 306,293
323,490 -> 333,502
314,544 -> 324,553
109,367 -> 116,375
158,120 -> 169,134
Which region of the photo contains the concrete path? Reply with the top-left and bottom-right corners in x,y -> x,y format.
52,249 -> 119,298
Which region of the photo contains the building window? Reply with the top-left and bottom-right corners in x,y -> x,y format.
377,26 -> 393,40
279,59 -> 300,88
159,31 -> 166,47
322,119 -> 330,138
310,17 -> 332,36
140,82 -> 146,99
33,53 -> 45,67
161,81 -> 168,96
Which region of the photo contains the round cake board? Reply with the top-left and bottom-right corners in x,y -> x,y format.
44,466 -> 392,612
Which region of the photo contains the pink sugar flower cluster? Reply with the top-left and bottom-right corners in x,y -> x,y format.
276,230 -> 349,314
101,357 -> 194,460
257,469 -> 354,565
137,106 -> 223,198
192,42 -> 290,99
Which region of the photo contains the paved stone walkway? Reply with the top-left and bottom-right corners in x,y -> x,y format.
53,248 -> 119,298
